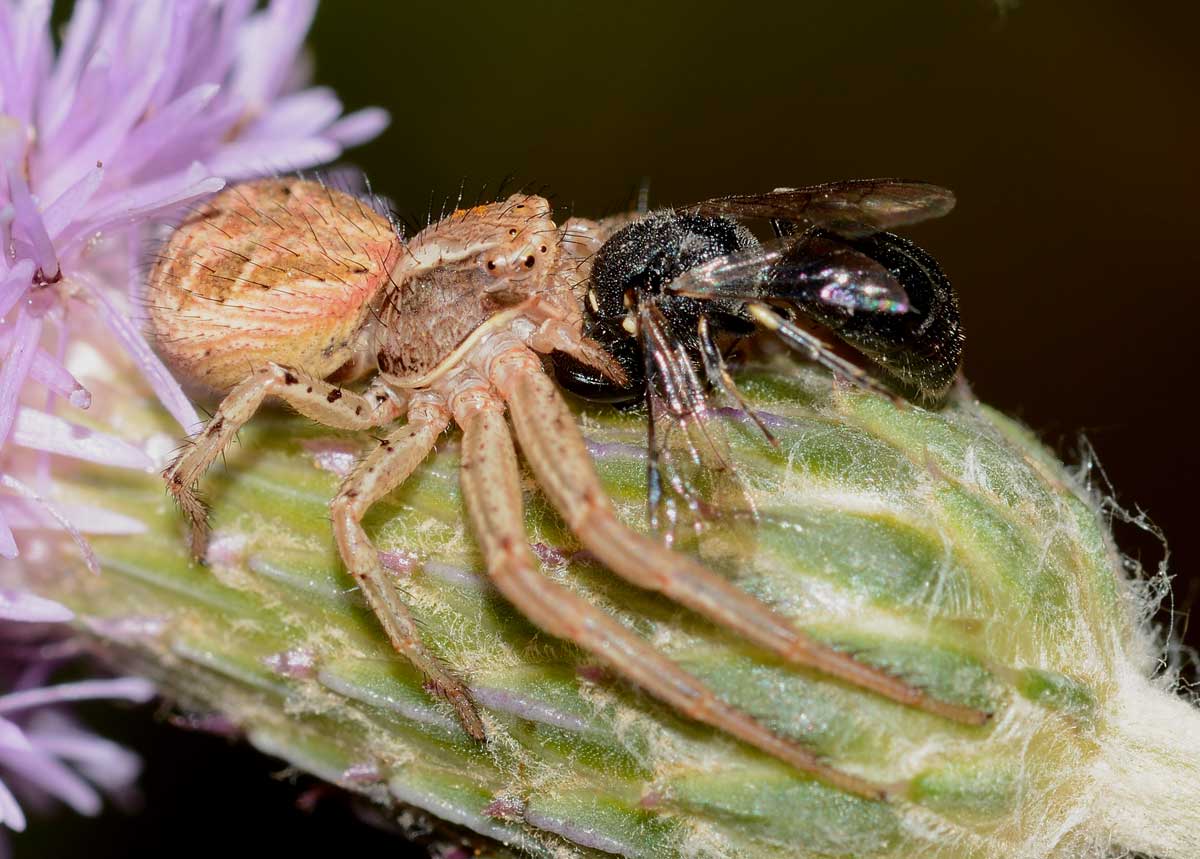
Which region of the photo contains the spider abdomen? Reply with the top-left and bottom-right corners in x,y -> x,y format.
148,178 -> 398,394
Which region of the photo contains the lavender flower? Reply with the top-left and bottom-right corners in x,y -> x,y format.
0,0 -> 389,839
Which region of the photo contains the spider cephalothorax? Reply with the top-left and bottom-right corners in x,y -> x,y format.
149,177 -> 986,801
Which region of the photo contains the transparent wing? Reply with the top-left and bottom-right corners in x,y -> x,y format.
638,300 -> 757,546
691,179 -> 955,237
667,231 -> 912,315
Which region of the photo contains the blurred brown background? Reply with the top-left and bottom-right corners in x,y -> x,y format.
34,1 -> 1199,856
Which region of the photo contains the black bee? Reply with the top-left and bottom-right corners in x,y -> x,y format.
553,179 -> 962,533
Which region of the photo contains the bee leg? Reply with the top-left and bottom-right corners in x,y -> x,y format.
163,363 -> 403,559
746,303 -> 903,404
697,315 -> 779,447
494,348 -> 989,727
528,317 -> 628,385
330,395 -> 485,741
453,385 -> 887,800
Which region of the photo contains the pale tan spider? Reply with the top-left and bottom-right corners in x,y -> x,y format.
149,177 -> 980,800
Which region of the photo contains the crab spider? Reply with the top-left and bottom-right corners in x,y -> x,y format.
149,178 -> 985,801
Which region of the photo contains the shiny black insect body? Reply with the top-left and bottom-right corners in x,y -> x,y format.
556,212 -> 759,402
553,179 -> 963,532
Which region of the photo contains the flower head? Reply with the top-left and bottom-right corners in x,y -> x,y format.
0,0 -> 388,837
0,0 -> 388,558
0,589 -> 154,837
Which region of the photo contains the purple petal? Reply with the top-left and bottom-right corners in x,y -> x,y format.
0,589 -> 73,623
0,1 -> 50,125
12,408 -> 154,471
59,169 -> 224,252
37,0 -> 101,138
0,718 -> 33,754
324,107 -> 390,147
30,349 -> 90,409
0,775 -> 26,832
118,83 -> 220,180
0,474 -> 99,575
195,0 -> 256,89
4,165 -> 58,278
204,136 -> 339,181
0,678 -> 155,716
0,310 -> 43,451
39,163 -> 103,240
75,273 -> 201,434
0,499 -> 145,537
0,509 -> 15,558
0,261 -> 34,321
0,9 -> 19,119
35,60 -> 108,169
243,86 -> 342,141
37,20 -> 169,203
0,747 -> 101,817
232,0 -> 317,104
23,710 -> 141,795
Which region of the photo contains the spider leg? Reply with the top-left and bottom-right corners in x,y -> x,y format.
163,363 -> 403,558
492,348 -> 988,726
452,387 -> 888,800
330,396 -> 485,740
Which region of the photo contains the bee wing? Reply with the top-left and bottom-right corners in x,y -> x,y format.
638,300 -> 757,545
691,179 -> 955,237
667,232 -> 912,316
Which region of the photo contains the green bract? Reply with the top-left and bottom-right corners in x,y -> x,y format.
27,361 -> 1200,859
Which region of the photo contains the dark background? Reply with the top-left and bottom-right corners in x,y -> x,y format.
27,1 -> 1199,856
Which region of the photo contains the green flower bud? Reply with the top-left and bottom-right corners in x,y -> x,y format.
25,361 -> 1199,859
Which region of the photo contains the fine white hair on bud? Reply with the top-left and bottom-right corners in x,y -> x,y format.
20,341 -> 1200,859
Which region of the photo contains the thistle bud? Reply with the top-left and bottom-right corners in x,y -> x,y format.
21,361 -> 1199,859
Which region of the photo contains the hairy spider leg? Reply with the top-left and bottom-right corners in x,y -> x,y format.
491,346 -> 989,727
450,375 -> 889,801
330,395 -> 485,740
163,362 -> 404,557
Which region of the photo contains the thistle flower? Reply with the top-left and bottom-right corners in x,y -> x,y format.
0,0 -> 388,560
0,590 -> 154,837
0,0 -> 388,841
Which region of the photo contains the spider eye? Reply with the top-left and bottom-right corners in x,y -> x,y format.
524,255 -> 536,268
